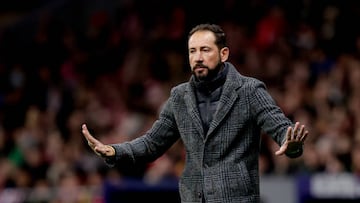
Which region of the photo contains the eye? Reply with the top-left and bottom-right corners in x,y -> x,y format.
202,48 -> 210,52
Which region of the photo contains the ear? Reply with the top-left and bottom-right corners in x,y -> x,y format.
220,47 -> 229,62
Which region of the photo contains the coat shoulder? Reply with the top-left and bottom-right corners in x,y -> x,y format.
239,75 -> 265,87
170,82 -> 190,97
227,67 -> 265,90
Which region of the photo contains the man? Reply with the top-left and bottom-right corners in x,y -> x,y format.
82,23 -> 308,203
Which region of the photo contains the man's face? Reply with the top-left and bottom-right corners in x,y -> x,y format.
188,30 -> 228,80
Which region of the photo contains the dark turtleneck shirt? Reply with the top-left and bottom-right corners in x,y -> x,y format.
190,64 -> 229,135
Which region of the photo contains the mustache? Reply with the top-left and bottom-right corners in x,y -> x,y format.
192,63 -> 208,70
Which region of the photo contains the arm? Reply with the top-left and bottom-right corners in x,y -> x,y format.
249,79 -> 308,158
81,95 -> 180,165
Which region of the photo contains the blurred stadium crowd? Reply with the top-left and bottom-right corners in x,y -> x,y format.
1,0 -> 360,202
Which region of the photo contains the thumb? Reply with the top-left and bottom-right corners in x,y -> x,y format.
94,145 -> 115,157
275,143 -> 287,156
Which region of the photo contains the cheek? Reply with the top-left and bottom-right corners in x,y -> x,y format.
206,55 -> 221,68
189,56 -> 197,66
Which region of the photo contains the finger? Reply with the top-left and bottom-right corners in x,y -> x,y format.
286,126 -> 292,141
292,122 -> 300,140
299,130 -> 309,142
95,145 -> 115,157
94,146 -> 105,155
82,124 -> 90,137
91,144 -> 107,157
297,125 -> 305,141
93,147 -> 103,156
275,144 -> 286,156
82,124 -> 97,143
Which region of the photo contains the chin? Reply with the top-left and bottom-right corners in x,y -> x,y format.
195,71 -> 206,77
196,74 -> 209,81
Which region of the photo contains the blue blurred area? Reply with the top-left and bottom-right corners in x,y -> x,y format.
104,177 -> 180,203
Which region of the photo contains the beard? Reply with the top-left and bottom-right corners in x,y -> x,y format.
192,62 -> 223,81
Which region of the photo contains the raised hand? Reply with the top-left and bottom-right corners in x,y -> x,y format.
275,122 -> 308,156
81,124 -> 115,157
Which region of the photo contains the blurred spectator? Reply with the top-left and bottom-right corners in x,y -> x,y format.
2,0 -> 360,201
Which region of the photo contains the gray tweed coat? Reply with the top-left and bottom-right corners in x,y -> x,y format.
110,62 -> 293,203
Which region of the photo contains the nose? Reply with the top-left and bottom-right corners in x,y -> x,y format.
193,51 -> 203,62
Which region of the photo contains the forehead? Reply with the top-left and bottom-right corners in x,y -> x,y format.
188,30 -> 216,48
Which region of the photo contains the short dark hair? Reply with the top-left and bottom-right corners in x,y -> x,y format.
188,23 -> 227,49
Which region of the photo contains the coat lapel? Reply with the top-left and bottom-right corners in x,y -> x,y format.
184,83 -> 205,137
206,65 -> 241,138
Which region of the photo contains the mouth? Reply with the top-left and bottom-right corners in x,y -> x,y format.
194,67 -> 205,71
193,64 -> 206,71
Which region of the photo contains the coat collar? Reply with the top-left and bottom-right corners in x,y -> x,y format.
184,62 -> 243,139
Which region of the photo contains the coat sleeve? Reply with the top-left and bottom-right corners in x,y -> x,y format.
248,79 -> 303,158
106,92 -> 181,166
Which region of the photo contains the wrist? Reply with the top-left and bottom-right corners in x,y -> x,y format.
107,145 -> 116,156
